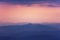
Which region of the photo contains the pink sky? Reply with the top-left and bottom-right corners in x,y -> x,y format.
0,3 -> 60,23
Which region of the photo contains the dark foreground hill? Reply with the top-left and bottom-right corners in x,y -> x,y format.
0,23 -> 60,40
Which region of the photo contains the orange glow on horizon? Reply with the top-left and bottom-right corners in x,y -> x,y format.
0,3 -> 60,23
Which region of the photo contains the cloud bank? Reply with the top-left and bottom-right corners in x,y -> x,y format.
0,0 -> 60,7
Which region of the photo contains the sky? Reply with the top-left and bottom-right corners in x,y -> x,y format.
0,0 -> 60,24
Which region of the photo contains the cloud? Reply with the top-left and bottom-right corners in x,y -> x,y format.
0,0 -> 60,7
